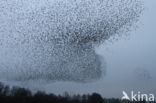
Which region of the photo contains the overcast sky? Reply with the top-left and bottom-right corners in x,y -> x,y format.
0,0 -> 155,98
39,0 -> 156,98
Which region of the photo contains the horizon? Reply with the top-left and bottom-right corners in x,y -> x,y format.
0,0 -> 155,99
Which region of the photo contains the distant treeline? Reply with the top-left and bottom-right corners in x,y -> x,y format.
0,82 -> 155,103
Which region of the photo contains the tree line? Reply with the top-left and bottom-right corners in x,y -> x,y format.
0,82 -> 155,103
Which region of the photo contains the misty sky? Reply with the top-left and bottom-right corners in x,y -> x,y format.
0,0 -> 155,98
39,0 -> 156,98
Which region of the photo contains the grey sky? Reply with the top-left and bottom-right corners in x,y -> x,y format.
0,0 -> 141,82
0,0 -> 155,98
40,0 -> 156,98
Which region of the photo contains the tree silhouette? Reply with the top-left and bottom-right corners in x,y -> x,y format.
88,93 -> 104,103
0,82 -> 155,103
